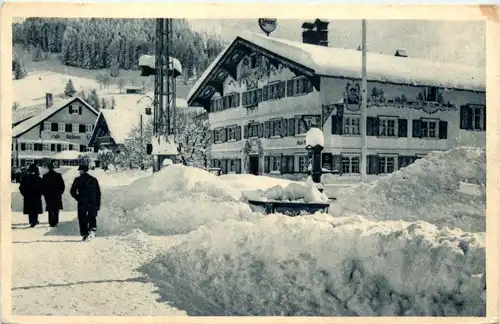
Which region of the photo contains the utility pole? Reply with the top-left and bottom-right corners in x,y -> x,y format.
360,19 -> 368,183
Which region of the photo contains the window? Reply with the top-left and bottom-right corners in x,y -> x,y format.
61,144 -> 69,151
271,119 -> 281,137
421,119 -> 439,138
211,97 -> 223,112
379,117 -> 397,137
298,155 -> 308,172
378,156 -> 396,174
73,145 -> 79,151
69,104 -> 80,114
268,156 -> 281,172
42,144 -> 50,151
43,122 -> 51,131
58,123 -> 65,132
72,124 -> 79,133
86,124 -> 93,133
26,143 -> 34,151
342,156 -> 360,174
267,82 -> 279,100
80,145 -> 87,152
288,77 -> 312,96
282,156 -> 294,174
244,89 -> 259,107
227,126 -> 236,141
228,160 -> 236,173
344,116 -> 360,135
462,105 -> 485,131
86,147 -> 94,153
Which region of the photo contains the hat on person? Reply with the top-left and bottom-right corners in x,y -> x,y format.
28,164 -> 39,175
78,164 -> 89,172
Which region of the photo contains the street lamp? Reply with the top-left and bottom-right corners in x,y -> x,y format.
305,127 -> 324,184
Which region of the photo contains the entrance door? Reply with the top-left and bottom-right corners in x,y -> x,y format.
249,155 -> 259,175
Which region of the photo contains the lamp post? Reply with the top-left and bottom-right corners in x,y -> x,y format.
305,127 -> 325,185
360,19 -> 368,183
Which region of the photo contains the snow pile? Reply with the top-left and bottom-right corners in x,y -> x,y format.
140,214 -> 485,316
99,165 -> 258,235
331,147 -> 486,232
242,180 -> 329,203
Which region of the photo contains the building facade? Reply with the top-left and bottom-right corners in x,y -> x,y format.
186,31 -> 486,176
12,96 -> 99,167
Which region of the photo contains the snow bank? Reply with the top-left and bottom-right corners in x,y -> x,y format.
243,181 -> 329,204
331,147 -> 486,232
99,165 -> 258,236
140,214 -> 485,316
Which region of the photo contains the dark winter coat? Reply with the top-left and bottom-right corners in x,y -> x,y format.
42,170 -> 65,212
19,174 -> 44,215
70,172 -> 101,211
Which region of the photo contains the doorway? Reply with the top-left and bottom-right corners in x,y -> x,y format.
249,155 -> 259,175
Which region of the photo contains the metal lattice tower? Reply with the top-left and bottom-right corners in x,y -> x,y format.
153,18 -> 176,138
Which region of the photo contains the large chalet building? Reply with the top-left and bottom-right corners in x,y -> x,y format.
11,95 -> 99,167
187,21 -> 485,176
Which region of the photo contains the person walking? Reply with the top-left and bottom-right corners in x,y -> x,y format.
19,164 -> 43,227
42,162 -> 65,227
70,164 -> 101,241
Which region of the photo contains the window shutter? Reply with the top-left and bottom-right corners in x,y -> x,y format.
287,80 -> 294,97
223,128 -> 227,142
265,156 -> 270,173
459,105 -> 468,130
244,125 -> 249,139
57,144 -> 62,152
21,143 -> 26,151
412,120 -> 422,138
236,159 -> 241,173
280,119 -> 288,137
263,121 -> 270,138
307,79 -> 314,93
483,107 -> 486,131
236,93 -> 241,107
236,126 -> 242,141
398,156 -> 405,170
79,125 -> 85,133
40,122 -> 45,131
258,123 -> 264,138
332,155 -> 342,173
439,121 -> 448,139
367,155 -> 379,175
257,89 -> 262,103
332,115 -> 343,135
262,85 -> 268,101
242,92 -> 247,107
51,144 -> 55,151
79,105 -> 82,115
288,118 -> 296,136
278,81 -> 286,98
68,105 -> 72,114
212,130 -> 217,143
398,119 -> 408,137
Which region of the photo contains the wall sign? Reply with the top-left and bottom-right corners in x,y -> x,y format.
66,134 -> 81,140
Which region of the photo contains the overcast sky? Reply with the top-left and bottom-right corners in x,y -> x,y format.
188,19 -> 485,68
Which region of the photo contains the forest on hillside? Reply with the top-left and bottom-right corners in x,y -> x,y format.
12,18 -> 226,80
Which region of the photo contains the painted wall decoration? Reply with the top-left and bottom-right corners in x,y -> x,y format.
238,54 -> 284,87
344,82 -> 361,107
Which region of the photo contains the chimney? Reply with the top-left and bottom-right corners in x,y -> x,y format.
301,19 -> 329,47
46,93 -> 53,108
395,48 -> 408,58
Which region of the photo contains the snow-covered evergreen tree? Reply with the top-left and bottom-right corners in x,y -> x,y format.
116,119 -> 153,170
12,56 -> 28,80
64,79 -> 77,97
87,89 -> 101,110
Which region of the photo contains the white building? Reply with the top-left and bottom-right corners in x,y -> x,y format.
12,96 -> 99,167
186,29 -> 485,176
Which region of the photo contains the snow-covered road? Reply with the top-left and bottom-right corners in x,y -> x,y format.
11,211 -> 188,316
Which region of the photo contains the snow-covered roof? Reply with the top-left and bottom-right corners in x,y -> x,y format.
12,97 -> 99,138
99,109 -> 151,145
188,31 -> 485,104
139,55 -> 183,78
